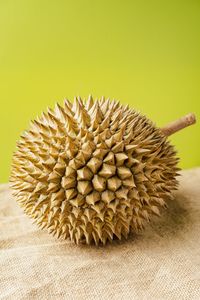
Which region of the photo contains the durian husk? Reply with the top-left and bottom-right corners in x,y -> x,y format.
10,96 -> 180,245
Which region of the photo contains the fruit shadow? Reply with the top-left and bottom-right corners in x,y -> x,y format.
76,190 -> 192,251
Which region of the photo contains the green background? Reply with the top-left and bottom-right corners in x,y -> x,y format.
0,0 -> 199,182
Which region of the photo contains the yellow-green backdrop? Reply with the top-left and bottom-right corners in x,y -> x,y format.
0,0 -> 199,183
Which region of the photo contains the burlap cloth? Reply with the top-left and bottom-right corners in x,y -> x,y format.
0,168 -> 200,300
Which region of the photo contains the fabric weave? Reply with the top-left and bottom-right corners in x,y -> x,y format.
0,168 -> 200,299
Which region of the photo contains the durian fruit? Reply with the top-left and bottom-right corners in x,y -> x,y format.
10,96 -> 196,245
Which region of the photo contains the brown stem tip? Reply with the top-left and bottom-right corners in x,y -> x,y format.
161,113 -> 196,137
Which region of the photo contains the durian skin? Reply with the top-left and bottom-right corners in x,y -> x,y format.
10,96 -> 179,245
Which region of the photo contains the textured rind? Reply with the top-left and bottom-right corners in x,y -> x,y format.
10,96 -> 180,245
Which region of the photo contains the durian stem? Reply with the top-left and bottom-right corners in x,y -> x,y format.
161,113 -> 196,137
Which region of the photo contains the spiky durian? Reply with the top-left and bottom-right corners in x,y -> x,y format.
10,96 -> 192,245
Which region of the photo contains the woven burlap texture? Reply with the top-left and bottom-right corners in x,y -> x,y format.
0,168 -> 200,300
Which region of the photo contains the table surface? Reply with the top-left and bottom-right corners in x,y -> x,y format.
0,168 -> 200,300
